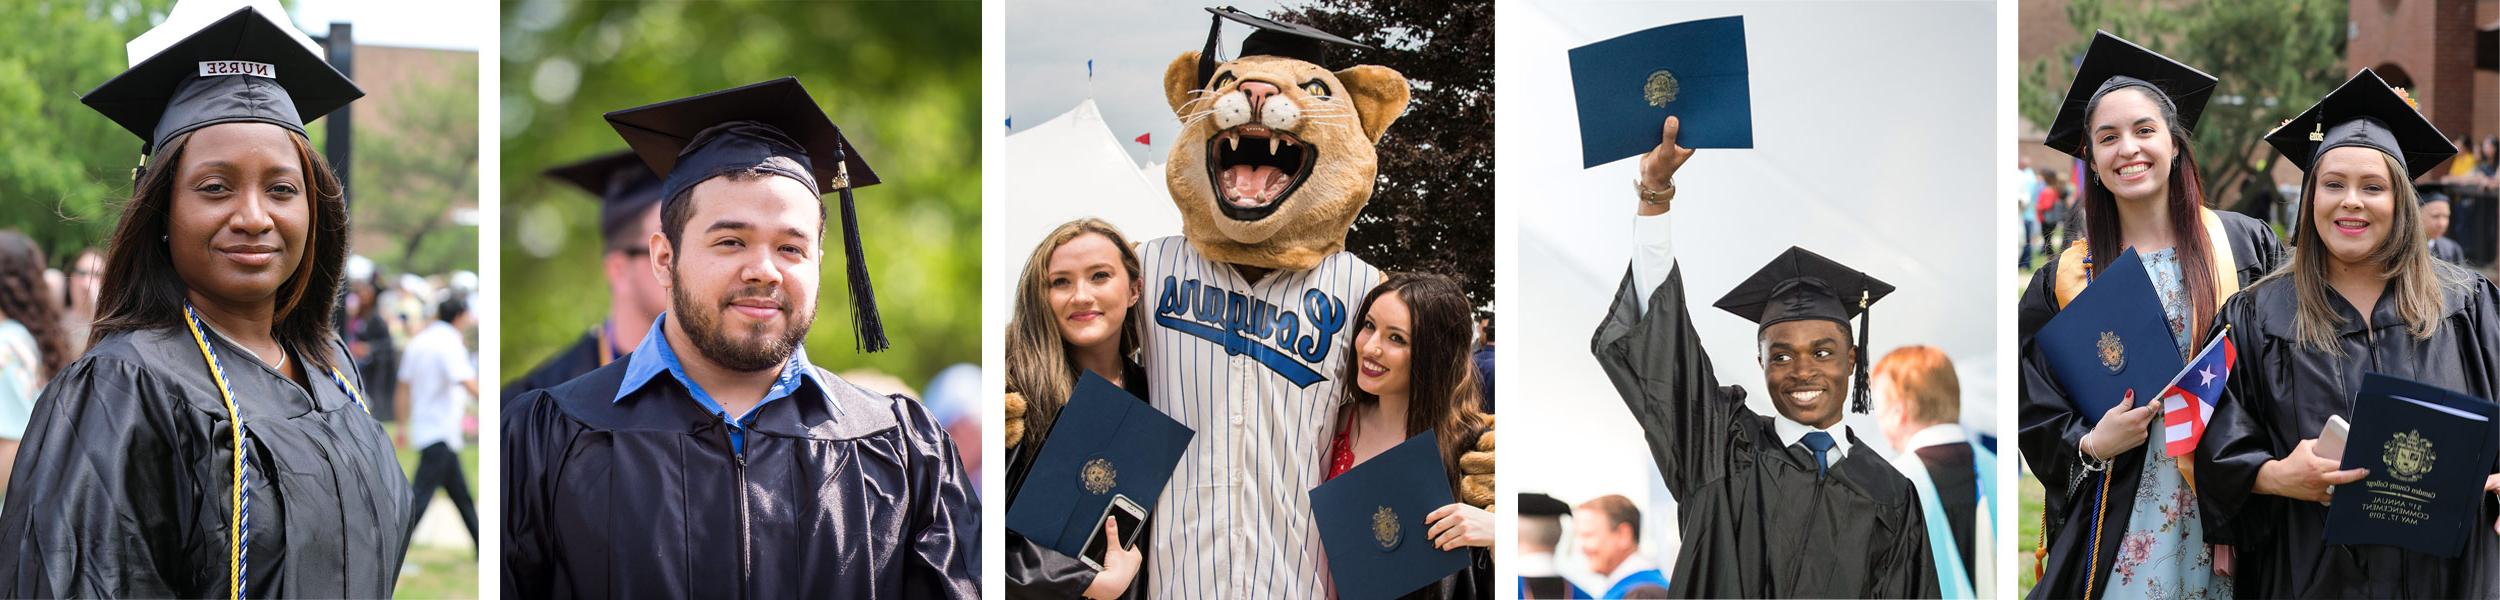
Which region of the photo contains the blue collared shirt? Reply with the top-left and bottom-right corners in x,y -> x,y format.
615,314 -> 831,454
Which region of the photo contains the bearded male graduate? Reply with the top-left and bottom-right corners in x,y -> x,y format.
1590,116 -> 1938,598
501,78 -> 978,598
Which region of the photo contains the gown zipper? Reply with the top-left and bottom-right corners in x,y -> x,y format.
714,420 -> 754,600
735,443 -> 753,599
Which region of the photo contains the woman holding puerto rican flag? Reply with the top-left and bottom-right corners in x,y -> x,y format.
2015,32 -> 2286,600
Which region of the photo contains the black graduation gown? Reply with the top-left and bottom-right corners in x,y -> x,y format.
502,354 -> 980,599
500,327 -> 609,411
0,327 -> 410,598
2017,210 -> 2282,599
1591,265 -> 1939,599
1914,443 -> 1978,588
1004,361 -> 1152,600
2194,263 -> 2500,598
2431,237 -> 2466,266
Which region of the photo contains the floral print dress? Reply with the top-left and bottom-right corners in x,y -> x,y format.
2105,248 -> 2231,599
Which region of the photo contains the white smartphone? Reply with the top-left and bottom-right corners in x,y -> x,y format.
1080,494 -> 1147,571
2316,415 -> 2351,499
2315,415 -> 2350,462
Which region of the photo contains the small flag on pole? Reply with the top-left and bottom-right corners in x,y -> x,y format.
1088,59 -> 1094,80
2161,326 -> 2235,456
1135,132 -> 1151,146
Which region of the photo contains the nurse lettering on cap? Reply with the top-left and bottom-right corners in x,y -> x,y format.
0,1 -> 408,598
83,0 -> 360,170
502,77 -> 978,598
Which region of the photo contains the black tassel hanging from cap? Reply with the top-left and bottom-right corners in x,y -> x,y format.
1851,291 -> 1872,414
836,179 -> 888,353
1197,11 -> 1223,90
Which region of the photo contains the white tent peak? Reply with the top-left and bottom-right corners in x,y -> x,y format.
993,98 -> 1187,326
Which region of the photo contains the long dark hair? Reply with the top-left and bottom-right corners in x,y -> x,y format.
0,232 -> 68,379
91,129 -> 350,372
1336,272 -> 1487,496
2077,84 -> 2222,347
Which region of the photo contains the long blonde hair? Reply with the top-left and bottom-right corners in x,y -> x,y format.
2284,152 -> 2448,352
1005,218 -> 1144,440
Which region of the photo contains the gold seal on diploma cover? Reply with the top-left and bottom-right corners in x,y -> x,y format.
2384,430 -> 2436,483
1081,458 -> 1117,495
2096,331 -> 2127,374
1373,505 -> 1401,550
1644,69 -> 1679,108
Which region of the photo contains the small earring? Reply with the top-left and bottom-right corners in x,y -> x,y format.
161,235 -> 168,243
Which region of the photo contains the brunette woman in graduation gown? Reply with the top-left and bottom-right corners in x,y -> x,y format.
0,5 -> 406,597
2017,32 -> 2281,599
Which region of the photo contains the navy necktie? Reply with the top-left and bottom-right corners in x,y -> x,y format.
1800,431 -> 1835,481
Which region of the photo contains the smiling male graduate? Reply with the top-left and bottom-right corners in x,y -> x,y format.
1589,116 -> 1939,598
501,78 -> 978,598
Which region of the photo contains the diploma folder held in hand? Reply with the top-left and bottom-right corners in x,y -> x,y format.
1308,431 -> 1473,600
1568,15 -> 1752,167
1004,371 -> 1196,559
2324,373 -> 2497,558
2034,248 -> 2184,425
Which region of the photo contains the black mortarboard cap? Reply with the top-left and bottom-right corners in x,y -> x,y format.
1194,6 -> 1374,90
1518,493 -> 1573,518
605,77 -> 889,352
1714,246 -> 1895,413
2043,31 -> 2217,160
83,0 -> 362,159
2264,68 -> 2457,180
544,150 -> 664,247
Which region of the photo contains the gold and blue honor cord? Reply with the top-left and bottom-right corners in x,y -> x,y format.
182,304 -> 366,599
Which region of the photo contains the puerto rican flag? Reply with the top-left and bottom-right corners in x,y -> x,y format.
2162,327 -> 2236,456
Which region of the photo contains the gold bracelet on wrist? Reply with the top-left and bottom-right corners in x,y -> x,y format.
1635,178 -> 1676,205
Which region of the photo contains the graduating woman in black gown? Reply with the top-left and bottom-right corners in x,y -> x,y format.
1004,218 -> 1154,599
2194,68 -> 2500,598
0,5 -> 407,597
2017,32 -> 2282,599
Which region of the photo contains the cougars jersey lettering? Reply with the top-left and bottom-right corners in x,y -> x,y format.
1136,235 -> 1380,599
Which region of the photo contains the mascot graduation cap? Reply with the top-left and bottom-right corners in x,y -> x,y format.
1162,7 -> 1409,271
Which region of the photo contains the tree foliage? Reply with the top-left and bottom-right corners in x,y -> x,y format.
0,1 -> 174,264
2017,0 -> 2344,213
1275,0 -> 1495,308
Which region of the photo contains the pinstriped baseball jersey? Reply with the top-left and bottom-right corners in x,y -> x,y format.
1135,235 -> 1381,599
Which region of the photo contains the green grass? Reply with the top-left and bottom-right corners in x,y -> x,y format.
2019,473 -> 2043,596
389,424 -> 479,599
395,541 -> 479,599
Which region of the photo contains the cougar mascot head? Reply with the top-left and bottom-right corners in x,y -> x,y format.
1161,9 -> 1410,271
